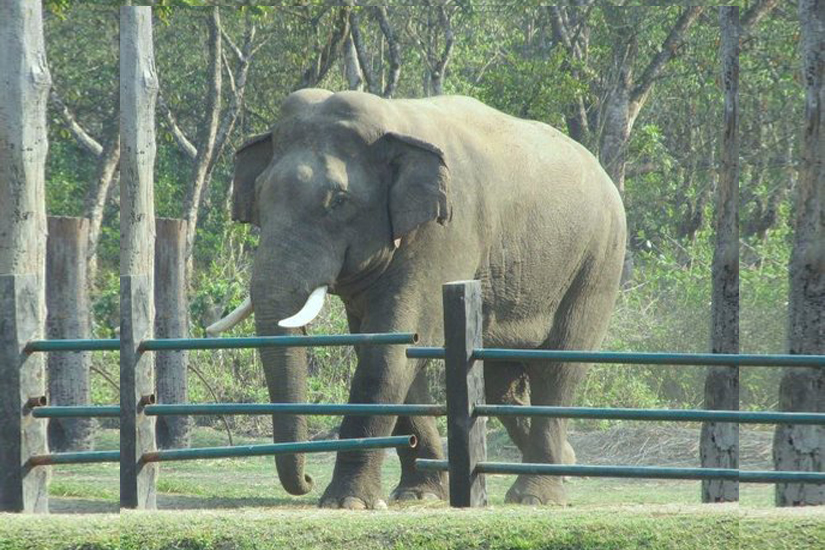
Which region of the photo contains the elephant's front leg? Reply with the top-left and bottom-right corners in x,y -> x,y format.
390,369 -> 448,502
320,345 -> 415,509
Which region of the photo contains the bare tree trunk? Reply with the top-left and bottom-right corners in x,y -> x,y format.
773,0 -> 824,507
0,0 -> 51,513
182,7 -> 222,276
155,219 -> 190,449
343,34 -> 364,91
375,7 -> 400,98
701,7 -> 740,504
46,217 -> 93,452
84,129 -> 120,283
119,4 -> 158,510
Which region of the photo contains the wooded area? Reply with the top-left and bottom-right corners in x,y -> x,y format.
31,1 -> 821,507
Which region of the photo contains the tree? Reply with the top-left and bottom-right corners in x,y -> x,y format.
700,6 -> 739,504
773,0 -> 824,507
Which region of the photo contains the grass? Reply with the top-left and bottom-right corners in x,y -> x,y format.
2,429 -> 822,550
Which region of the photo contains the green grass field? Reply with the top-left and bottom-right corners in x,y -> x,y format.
1,429 -> 822,550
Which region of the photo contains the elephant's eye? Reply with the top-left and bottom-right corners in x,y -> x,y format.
328,192 -> 348,211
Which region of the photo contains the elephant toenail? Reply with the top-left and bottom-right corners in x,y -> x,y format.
521,495 -> 542,505
373,499 -> 387,510
421,492 -> 440,501
320,499 -> 339,509
341,497 -> 367,510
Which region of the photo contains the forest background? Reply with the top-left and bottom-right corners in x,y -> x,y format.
43,1 -> 796,436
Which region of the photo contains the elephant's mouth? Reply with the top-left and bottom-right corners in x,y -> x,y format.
332,243 -> 396,298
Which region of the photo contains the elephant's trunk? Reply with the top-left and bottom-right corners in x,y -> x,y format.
252,280 -> 320,496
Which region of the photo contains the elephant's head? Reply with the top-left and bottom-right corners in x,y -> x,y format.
209,89 -> 450,495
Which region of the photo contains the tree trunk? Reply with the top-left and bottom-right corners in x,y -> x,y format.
701,7 -> 740,504
154,218 -> 190,449
84,128 -> 120,284
119,4 -> 159,510
773,0 -> 824,507
46,217 -> 93,452
0,0 -> 51,513
182,7 -> 222,278
343,34 -> 364,91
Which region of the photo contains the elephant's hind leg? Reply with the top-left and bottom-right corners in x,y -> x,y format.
506,259 -> 619,506
391,369 -> 448,502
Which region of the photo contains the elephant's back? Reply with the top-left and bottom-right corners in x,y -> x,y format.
389,97 -> 625,347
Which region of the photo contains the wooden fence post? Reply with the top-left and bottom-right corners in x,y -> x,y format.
155,218 -> 190,449
0,0 -> 52,513
46,216 -> 94,452
120,5 -> 159,510
443,280 -> 487,507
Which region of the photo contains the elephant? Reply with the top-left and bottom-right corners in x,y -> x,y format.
207,89 -> 626,508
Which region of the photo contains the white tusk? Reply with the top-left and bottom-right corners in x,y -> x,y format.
278,286 -> 328,328
206,296 -> 253,337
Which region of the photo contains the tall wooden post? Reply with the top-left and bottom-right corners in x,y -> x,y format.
774,0 -> 824,507
443,280 -> 487,507
701,6 -> 739,503
155,218 -> 190,449
120,5 -> 159,510
0,0 -> 52,513
46,216 -> 94,452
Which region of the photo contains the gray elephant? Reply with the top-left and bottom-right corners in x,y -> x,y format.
208,89 -> 626,508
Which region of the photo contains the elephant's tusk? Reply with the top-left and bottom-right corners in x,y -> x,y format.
206,296 -> 253,337
278,286 -> 328,328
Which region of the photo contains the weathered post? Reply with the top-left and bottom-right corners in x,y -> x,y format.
701,6 -> 739,503
46,216 -> 94,452
155,218 -> 190,449
774,0 -> 824,507
0,0 -> 52,513
443,280 -> 487,507
120,5 -> 159,510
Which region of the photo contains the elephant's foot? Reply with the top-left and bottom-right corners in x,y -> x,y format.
390,468 -> 447,502
504,475 -> 568,506
389,481 -> 446,502
319,477 -> 387,510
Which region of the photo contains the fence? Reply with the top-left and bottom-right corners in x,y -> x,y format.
2,279 -> 824,513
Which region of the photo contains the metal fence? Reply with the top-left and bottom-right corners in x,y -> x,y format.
3,280 -> 823,513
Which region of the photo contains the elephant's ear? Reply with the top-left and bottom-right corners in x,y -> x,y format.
232,132 -> 273,225
373,132 -> 451,241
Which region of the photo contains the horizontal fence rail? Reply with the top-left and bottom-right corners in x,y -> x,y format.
142,435 -> 417,463
140,332 -> 418,351
416,460 -> 825,484
32,406 -> 120,418
474,405 -> 825,425
25,339 -> 120,352
407,347 -> 825,367
27,451 -> 121,466
146,403 -> 446,417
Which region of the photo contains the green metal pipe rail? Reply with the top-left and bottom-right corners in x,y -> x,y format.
475,405 -> 825,425
25,339 -> 120,352
406,346 -> 825,367
141,435 -> 416,463
146,403 -> 446,417
32,405 -> 120,418
27,451 -> 121,466
415,459 -> 825,484
140,332 -> 418,351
